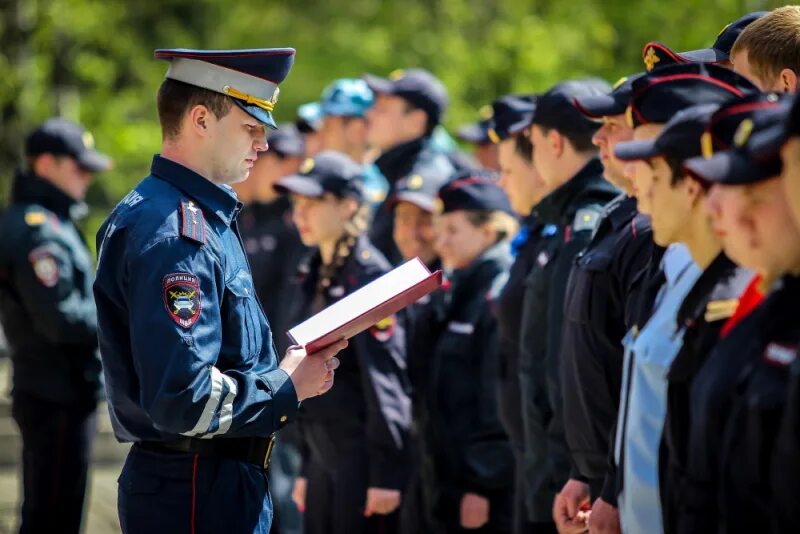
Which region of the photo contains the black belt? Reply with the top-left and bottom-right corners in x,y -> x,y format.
137,434 -> 276,470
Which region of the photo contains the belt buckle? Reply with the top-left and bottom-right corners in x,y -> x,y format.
262,435 -> 276,470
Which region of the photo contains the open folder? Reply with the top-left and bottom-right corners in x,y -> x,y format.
287,257 -> 443,353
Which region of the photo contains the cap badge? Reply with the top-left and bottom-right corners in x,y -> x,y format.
389,69 -> 406,81
479,105 -> 494,120
82,131 -> 95,149
408,174 -> 424,190
300,158 -> 315,174
644,47 -> 661,72
734,118 -> 754,147
701,131 -> 714,159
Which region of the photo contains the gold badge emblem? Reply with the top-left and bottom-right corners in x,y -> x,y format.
300,158 -> 315,174
25,212 -> 46,226
701,131 -> 714,159
644,46 -> 661,72
734,118 -> 754,147
479,104 -> 494,120
408,174 -> 424,190
389,69 -> 406,81
82,131 -> 95,149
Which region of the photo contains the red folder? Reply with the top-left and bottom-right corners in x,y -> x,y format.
287,257 -> 442,353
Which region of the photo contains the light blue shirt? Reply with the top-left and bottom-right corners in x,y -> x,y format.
616,244 -> 701,534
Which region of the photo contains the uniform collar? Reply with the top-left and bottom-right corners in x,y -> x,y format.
150,155 -> 241,225
533,158 -> 607,222
676,252 -> 738,325
374,136 -> 428,181
11,170 -> 84,219
661,243 -> 696,287
605,194 -> 640,230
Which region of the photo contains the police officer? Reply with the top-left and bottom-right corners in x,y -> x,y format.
363,68 -> 455,264
315,78 -> 390,210
415,171 -> 516,533
486,93 -> 544,534
94,49 -> 346,533
275,151 -> 411,534
553,75 -> 655,534
681,98 -> 800,534
236,125 -> 307,355
0,118 -> 110,534
639,11 -> 765,72
456,105 -> 500,171
517,79 -> 618,533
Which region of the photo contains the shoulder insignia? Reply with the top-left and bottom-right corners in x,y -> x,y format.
573,207 -> 602,233
704,299 -> 739,322
448,321 -> 475,335
179,200 -> 206,244
764,343 -> 797,367
28,246 -> 59,287
24,211 -> 47,226
120,190 -> 145,208
370,315 -> 396,341
163,273 -> 202,328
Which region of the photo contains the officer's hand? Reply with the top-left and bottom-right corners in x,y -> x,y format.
460,492 -> 489,529
280,341 -> 346,401
364,487 -> 401,517
291,477 -> 307,513
587,498 -> 620,534
553,479 -> 590,533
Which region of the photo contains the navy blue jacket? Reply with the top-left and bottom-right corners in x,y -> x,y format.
0,172 -> 101,407
94,155 -> 297,443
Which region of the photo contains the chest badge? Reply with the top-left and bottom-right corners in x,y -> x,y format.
28,246 -> 59,287
536,251 -> 550,267
764,342 -> 797,367
370,316 -> 396,342
163,273 -> 202,328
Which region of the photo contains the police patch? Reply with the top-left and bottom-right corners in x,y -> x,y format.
370,316 -> 395,342
163,273 -> 201,328
28,247 -> 59,287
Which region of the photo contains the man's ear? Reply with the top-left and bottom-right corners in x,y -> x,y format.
409,108 -> 428,136
685,174 -> 705,206
187,104 -> 213,138
779,68 -> 799,93
549,128 -> 564,157
31,153 -> 55,177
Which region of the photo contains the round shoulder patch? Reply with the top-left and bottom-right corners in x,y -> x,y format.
163,273 -> 202,328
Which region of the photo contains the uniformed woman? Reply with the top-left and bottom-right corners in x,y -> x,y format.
416,171 -> 516,533
274,150 -> 411,534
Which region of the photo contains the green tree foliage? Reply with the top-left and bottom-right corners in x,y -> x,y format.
0,0 -> 783,244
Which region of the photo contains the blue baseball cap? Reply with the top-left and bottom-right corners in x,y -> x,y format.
437,169 -> 513,215
320,79 -> 374,118
274,150 -> 365,201
296,102 -> 323,133
155,48 -> 295,130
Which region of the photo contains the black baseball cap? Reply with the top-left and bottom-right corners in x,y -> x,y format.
573,73 -> 644,120
626,63 -> 758,128
364,68 -> 449,125
640,12 -> 767,71
268,125 -> 304,157
683,94 -> 786,185
25,118 -> 112,172
488,94 -> 537,143
615,103 -> 720,162
274,150 -> 364,201
456,118 -> 493,145
532,78 -> 611,135
437,169 -> 513,214
388,164 -> 452,213
748,94 -> 798,157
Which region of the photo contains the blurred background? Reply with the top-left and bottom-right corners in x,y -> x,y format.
0,0 -> 785,249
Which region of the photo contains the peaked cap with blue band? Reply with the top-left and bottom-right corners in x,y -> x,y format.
155,48 -> 296,129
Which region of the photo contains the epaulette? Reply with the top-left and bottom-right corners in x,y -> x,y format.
573,206 -> 603,233
179,200 -> 206,244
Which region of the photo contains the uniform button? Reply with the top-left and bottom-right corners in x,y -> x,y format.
280,415 -> 288,423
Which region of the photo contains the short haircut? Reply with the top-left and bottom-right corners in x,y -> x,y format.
402,101 -> 437,136
513,132 -> 533,163
731,6 -> 800,83
157,79 -> 233,139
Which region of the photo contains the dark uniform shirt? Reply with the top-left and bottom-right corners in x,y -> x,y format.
238,197 -> 307,354
370,137 -> 454,265
517,158 -> 618,521
94,155 -> 297,443
680,276 -> 800,534
416,243 -> 514,530
294,236 -> 411,490
659,254 -> 752,534
560,195 -> 653,498
716,276 -> 800,534
0,171 -> 100,407
772,353 -> 800,532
